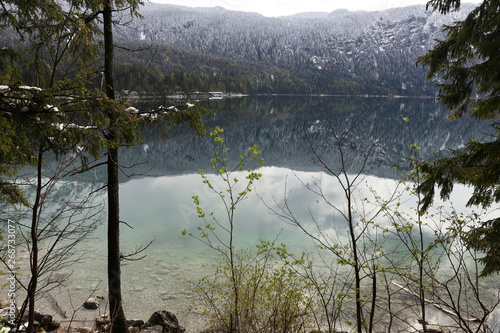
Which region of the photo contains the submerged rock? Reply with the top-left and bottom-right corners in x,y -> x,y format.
161,294 -> 177,301
48,270 -> 70,283
191,309 -> 205,315
425,325 -> 451,333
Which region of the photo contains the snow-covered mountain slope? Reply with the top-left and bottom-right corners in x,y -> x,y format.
113,2 -> 474,95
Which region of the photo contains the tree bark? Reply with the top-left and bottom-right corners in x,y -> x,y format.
107,146 -> 127,333
347,189 -> 363,333
103,0 -> 128,332
26,146 -> 43,333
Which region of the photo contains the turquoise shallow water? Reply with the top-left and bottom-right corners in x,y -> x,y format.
2,96 -> 499,331
24,166 -> 497,332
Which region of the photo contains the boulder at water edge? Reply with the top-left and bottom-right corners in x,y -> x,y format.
83,298 -> 99,310
141,310 -> 184,333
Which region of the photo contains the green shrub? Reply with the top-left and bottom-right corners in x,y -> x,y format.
187,244 -> 316,333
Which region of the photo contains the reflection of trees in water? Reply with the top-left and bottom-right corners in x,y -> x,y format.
116,96 -> 486,180
20,96 -> 495,331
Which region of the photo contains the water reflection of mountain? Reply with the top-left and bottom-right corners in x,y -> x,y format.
117,96 -> 487,181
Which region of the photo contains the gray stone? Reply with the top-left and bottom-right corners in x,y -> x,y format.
191,309 -> 205,315
0,300 -> 10,309
95,316 -> 109,331
16,311 -> 60,332
127,319 -> 144,328
161,294 -> 177,301
48,270 -> 70,283
200,329 -> 224,333
34,311 -> 53,327
141,311 -> 183,333
48,320 -> 61,331
96,317 -> 109,326
0,308 -> 16,320
425,325 -> 451,333
83,298 -> 99,310
73,327 -> 92,333
54,326 -> 67,333
140,325 -> 163,333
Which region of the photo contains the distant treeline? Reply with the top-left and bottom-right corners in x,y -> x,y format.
113,42 -> 385,96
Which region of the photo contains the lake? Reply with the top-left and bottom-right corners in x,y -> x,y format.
3,96 -> 498,332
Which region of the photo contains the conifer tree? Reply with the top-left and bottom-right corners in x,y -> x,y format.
1,2 -> 211,332
417,0 -> 500,276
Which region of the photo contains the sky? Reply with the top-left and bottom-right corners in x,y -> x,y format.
149,0 -> 481,17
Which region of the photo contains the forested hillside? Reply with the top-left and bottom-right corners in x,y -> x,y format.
0,3 -> 474,95
110,2 -> 474,96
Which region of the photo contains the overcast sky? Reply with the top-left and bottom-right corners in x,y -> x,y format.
149,0 -> 481,17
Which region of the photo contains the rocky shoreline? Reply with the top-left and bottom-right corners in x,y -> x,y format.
0,299 -> 187,333
0,298 -> 455,333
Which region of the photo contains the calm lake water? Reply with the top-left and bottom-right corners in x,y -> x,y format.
3,96 -> 498,332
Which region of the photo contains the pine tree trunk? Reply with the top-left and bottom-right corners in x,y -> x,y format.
103,0 -> 128,332
107,146 -> 127,333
